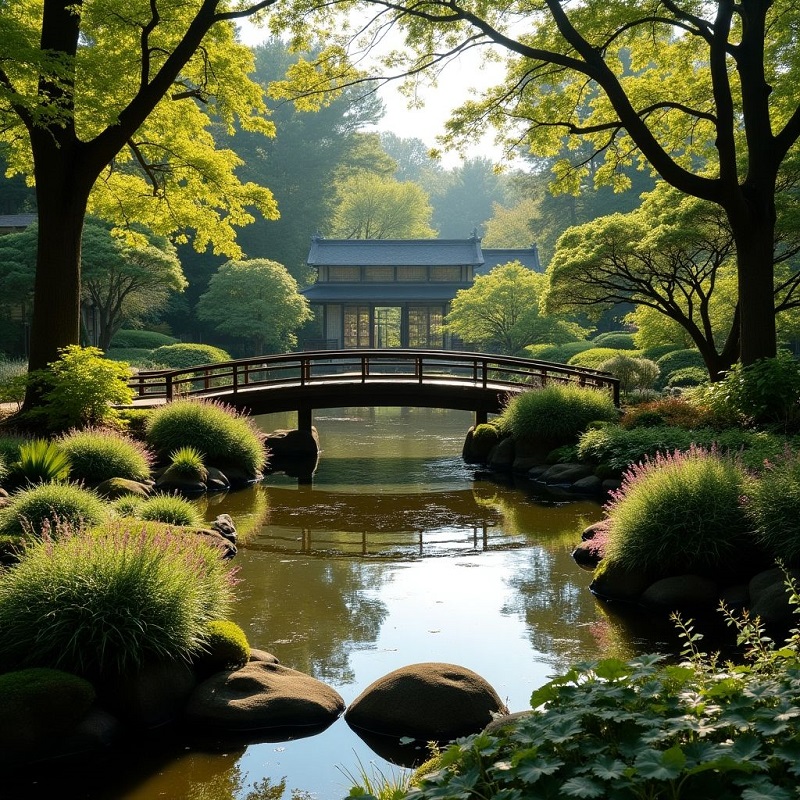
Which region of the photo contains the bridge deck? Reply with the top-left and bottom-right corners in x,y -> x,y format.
127,349 -> 619,422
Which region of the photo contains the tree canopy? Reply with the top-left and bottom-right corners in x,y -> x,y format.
196,258 -> 312,354
275,0 -> 800,366
445,261 -> 587,355
330,172 -> 436,238
0,0 -> 315,401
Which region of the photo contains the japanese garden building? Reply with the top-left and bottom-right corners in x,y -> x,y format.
301,235 -> 541,350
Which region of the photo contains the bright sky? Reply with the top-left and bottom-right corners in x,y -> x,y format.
237,20 -> 506,169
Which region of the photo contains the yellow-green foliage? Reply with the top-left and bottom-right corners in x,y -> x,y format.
568,348 -> 643,370
0,668 -> 96,747
195,619 -> 251,673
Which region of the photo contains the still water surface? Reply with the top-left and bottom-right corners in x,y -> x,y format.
19,407 -> 681,800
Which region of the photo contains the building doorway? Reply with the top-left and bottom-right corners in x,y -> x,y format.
374,306 -> 402,348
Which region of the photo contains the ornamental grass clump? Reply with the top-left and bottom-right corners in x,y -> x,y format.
0,481 -> 108,539
498,384 -> 619,444
743,452 -> 800,564
601,447 -> 750,576
58,427 -> 153,484
168,445 -> 208,482
137,493 -> 204,528
0,521 -> 235,677
145,399 -> 267,475
8,439 -> 71,485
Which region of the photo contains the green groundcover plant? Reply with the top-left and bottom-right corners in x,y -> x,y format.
58,427 -> 153,484
0,521 -> 235,676
137,493 -> 204,528
145,399 -> 266,475
601,447 -> 750,576
498,385 -> 619,443
351,594 -> 800,800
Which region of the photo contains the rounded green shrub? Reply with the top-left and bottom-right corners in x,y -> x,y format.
655,348 -> 706,383
150,343 -> 231,369
0,668 -> 96,748
0,481 -> 108,538
640,343 -> 683,361
603,447 -> 750,576
145,399 -> 267,475
59,427 -> 153,484
568,347 -> 638,370
591,331 -> 637,350
526,341 -> 593,363
498,384 -> 619,444
195,619 -> 251,673
138,493 -> 204,528
0,521 -> 235,676
665,366 -> 708,388
110,329 -> 178,349
598,354 -> 660,395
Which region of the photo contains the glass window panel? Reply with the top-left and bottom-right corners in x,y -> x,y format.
344,305 -> 370,348
329,266 -> 360,282
429,266 -> 461,282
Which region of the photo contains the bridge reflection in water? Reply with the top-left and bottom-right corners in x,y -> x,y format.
127,349 -> 620,428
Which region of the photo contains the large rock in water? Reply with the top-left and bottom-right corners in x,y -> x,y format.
184,661 -> 344,732
345,662 -> 508,741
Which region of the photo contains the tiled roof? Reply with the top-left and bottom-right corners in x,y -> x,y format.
479,246 -> 542,273
301,282 -> 471,303
0,213 -> 36,229
307,236 -> 484,267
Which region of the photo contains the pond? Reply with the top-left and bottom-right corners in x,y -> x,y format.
15,407 -> 683,800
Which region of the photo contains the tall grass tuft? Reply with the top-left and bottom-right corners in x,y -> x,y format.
0,481 -> 108,538
112,493 -> 146,518
498,384 -> 619,443
0,521 -> 235,676
59,427 -> 153,484
602,447 -> 750,575
145,399 -> 267,475
8,439 -> 72,485
169,445 -> 208,482
138,493 -> 204,528
743,451 -> 800,564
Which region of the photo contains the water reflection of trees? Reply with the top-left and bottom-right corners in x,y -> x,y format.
232,554 -> 389,685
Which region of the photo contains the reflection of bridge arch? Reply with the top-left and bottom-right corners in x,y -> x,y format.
128,349 -> 619,428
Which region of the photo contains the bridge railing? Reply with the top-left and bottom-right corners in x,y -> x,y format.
128,349 -> 620,406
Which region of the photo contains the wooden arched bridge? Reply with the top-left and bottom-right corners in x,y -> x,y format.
127,349 -> 620,428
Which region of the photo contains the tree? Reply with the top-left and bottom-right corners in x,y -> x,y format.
0,0 -> 304,405
445,261 -> 587,355
330,172 -> 436,238
544,183 -> 800,379
283,0 -> 800,366
196,259 -> 313,354
81,221 -> 187,350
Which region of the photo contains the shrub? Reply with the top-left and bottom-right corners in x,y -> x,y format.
577,425 -> 696,470
8,439 -> 72,485
150,343 -> 231,369
195,619 -> 251,673
0,481 -> 108,538
26,345 -> 134,431
743,453 -> 800,563
104,348 -> 158,366
568,347 -> 641,370
111,493 -> 146,518
392,613 -> 800,800
526,341 -> 594,363
591,331 -> 637,349
602,447 -> 750,575
703,352 -> 800,431
0,668 -> 96,747
0,521 -> 235,676
110,330 -> 178,349
655,348 -> 706,384
640,343 -> 683,361
59,427 -> 153,484
137,493 -> 204,528
666,366 -> 707,388
498,385 -> 619,443
620,397 -> 717,430
598,354 -> 660,396
0,358 -> 28,408
145,399 -> 266,475
169,445 -> 208,482
116,408 -> 152,441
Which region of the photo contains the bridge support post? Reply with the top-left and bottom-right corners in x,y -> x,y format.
298,407 -> 313,432
474,410 -> 488,427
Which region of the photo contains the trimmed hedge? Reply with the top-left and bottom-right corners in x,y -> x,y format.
150,343 -> 231,369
